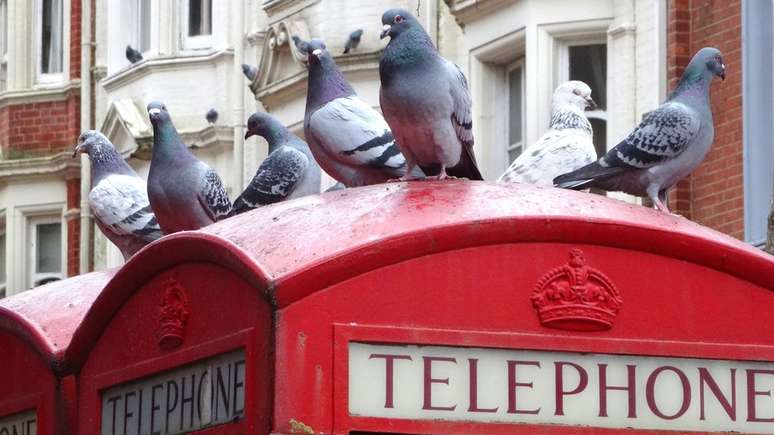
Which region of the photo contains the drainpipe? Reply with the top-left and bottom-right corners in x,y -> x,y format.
79,0 -> 92,274
232,0 -> 246,190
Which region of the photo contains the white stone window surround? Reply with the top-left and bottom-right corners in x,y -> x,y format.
34,0 -> 67,86
14,203 -> 65,290
180,0 -> 213,50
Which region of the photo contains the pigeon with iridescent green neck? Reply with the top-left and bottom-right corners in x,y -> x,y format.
554,47 -> 725,213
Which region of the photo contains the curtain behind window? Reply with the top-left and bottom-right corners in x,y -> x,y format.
41,0 -> 63,74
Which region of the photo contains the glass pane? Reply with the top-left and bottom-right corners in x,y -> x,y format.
36,223 -> 61,273
139,0 -> 151,52
188,0 -> 212,36
0,232 -> 5,285
590,118 -> 607,158
40,0 -> 63,74
508,66 -> 523,146
569,44 -> 607,110
1,0 -> 7,56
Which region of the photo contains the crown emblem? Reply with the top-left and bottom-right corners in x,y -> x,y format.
531,249 -> 622,331
158,276 -> 190,350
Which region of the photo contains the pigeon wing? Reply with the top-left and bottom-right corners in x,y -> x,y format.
89,174 -> 162,242
307,96 -> 406,172
442,59 -> 482,180
500,130 -> 596,186
197,167 -> 233,221
604,101 -> 701,169
232,146 -> 309,213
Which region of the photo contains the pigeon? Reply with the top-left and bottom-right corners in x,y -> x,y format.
146,101 -> 232,233
126,45 -> 143,64
379,9 -> 483,181
73,131 -> 162,260
232,112 -> 321,213
295,37 -> 419,186
554,47 -> 726,213
206,108 -> 218,125
343,29 -> 364,54
241,63 -> 258,81
499,81 -> 598,185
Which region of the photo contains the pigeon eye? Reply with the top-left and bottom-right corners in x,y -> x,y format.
572,89 -> 582,96
394,15 -> 404,23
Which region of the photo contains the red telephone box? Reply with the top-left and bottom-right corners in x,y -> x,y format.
0,270 -> 114,435
196,181 -> 774,434
68,234 -> 274,434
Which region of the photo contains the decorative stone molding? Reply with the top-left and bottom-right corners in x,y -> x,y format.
250,19 -> 311,98
445,0 -> 519,26
0,152 -> 81,180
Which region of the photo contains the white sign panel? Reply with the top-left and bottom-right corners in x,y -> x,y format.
0,410 -> 36,435
349,343 -> 774,433
101,350 -> 245,435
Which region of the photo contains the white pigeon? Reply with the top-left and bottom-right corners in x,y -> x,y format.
74,131 -> 162,260
499,81 -> 597,186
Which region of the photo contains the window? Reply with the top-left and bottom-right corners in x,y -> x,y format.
36,0 -> 64,83
506,61 -> 525,163
565,42 -> 608,157
138,0 -> 151,53
28,217 -> 63,288
0,0 -> 7,91
182,0 -> 213,50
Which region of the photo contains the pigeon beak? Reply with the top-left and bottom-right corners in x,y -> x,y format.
380,24 -> 391,40
72,144 -> 81,158
148,108 -> 161,117
720,63 -> 726,81
244,130 -> 255,140
584,97 -> 597,111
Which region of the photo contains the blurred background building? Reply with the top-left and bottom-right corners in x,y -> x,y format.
0,0 -> 770,296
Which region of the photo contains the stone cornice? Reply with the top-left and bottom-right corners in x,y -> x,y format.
262,0 -> 320,21
0,81 -> 81,109
101,50 -> 235,92
0,152 -> 81,182
446,0 -> 519,25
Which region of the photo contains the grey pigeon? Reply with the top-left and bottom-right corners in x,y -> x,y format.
126,45 -> 143,64
343,29 -> 363,54
146,101 -> 232,233
379,9 -> 483,181
206,108 -> 218,125
73,131 -> 162,259
232,112 -> 321,213
499,81 -> 597,185
295,37 -> 419,186
241,63 -> 258,81
554,47 -> 725,213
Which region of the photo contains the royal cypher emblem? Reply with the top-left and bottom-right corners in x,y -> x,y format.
157,276 -> 190,350
531,249 -> 622,331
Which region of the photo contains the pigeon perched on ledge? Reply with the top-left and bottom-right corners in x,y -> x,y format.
499,81 -> 597,186
74,131 -> 161,259
241,63 -> 258,81
206,108 -> 218,125
296,37 -> 418,186
343,29 -> 363,54
379,9 -> 483,181
126,45 -> 143,64
146,101 -> 232,233
232,112 -> 321,213
554,47 -> 726,213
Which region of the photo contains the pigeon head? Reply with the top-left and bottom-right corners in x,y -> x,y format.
380,9 -> 419,39
699,47 -> 726,81
244,112 -> 287,142
73,130 -> 113,158
303,39 -> 331,66
350,29 -> 364,40
682,47 -> 726,85
146,101 -> 171,126
554,81 -> 596,111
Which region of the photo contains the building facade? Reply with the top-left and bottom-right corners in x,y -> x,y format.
0,0 -> 770,296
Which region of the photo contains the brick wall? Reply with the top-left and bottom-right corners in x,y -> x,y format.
70,0 -> 82,80
0,94 -> 81,158
66,178 -> 81,277
667,0 -> 744,239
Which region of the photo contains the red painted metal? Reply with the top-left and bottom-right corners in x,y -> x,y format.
0,270 -> 115,435
20,181 -> 774,434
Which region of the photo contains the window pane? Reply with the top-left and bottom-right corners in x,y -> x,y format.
508,146 -> 522,164
139,0 -> 151,52
590,118 -> 607,158
508,66 -> 523,146
569,44 -> 606,110
1,0 -> 7,57
36,223 -> 61,273
188,0 -> 212,36
40,0 -> 63,74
